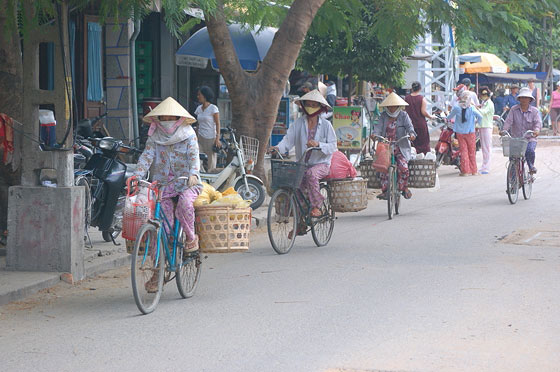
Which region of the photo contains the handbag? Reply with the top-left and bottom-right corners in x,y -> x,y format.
372,142 -> 390,173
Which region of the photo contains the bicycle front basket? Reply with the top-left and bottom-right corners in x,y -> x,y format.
271,159 -> 306,189
502,137 -> 528,158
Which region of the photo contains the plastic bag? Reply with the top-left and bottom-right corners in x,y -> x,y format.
210,194 -> 251,208
194,182 -> 223,207
428,174 -> 440,192
327,151 -> 358,179
372,142 -> 390,173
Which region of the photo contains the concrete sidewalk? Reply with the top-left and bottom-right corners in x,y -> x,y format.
0,204 -> 270,305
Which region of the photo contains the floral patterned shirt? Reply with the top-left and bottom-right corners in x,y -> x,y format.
134,133 -> 201,193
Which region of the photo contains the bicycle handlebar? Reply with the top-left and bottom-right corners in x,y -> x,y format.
500,130 -> 535,138
373,134 -> 410,144
269,146 -> 321,163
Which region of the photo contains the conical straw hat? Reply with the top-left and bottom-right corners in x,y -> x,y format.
143,97 -> 196,124
295,89 -> 331,108
379,92 -> 409,107
317,81 -> 327,98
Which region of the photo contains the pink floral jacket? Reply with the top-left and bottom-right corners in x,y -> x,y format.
134,134 -> 201,193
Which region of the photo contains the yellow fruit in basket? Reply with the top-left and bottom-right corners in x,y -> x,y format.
222,187 -> 237,196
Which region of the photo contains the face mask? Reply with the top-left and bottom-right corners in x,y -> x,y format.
386,107 -> 401,118
304,105 -> 320,115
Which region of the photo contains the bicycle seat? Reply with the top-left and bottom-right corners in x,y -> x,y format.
199,153 -> 208,162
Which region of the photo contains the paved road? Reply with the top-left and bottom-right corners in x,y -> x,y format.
1,147 -> 559,372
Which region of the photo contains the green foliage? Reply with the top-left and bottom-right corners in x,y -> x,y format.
454,0 -> 560,69
298,0 -> 417,87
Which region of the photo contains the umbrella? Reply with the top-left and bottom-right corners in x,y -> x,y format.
459,52 -> 509,73
176,23 -> 277,71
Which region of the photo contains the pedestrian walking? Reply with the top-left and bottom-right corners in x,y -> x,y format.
503,85 -> 520,113
549,83 -> 560,136
133,97 -> 203,291
493,88 -> 507,115
502,87 -> 542,173
373,92 -> 417,200
527,78 -> 540,108
405,81 -> 433,155
476,86 -> 495,174
326,81 -> 337,108
447,91 -> 482,176
194,86 -> 221,170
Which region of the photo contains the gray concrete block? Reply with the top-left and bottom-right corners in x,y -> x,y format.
7,186 -> 85,280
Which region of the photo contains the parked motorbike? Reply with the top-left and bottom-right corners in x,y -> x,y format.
434,119 -> 460,168
199,127 -> 265,210
74,135 -> 140,244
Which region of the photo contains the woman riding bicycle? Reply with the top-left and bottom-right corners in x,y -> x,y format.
270,89 -> 337,235
501,87 -> 541,174
372,92 -> 416,200
132,97 -> 202,290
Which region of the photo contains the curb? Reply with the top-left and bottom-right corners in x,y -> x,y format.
0,253 -> 132,306
0,274 -> 61,306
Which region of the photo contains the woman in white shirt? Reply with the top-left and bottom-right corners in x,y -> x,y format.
271,90 -> 337,235
194,86 -> 221,169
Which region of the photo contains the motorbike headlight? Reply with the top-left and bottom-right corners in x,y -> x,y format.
99,139 -> 114,151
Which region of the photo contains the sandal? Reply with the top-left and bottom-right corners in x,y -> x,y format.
184,235 -> 199,254
402,188 -> 412,199
376,192 -> 388,200
145,270 -> 160,293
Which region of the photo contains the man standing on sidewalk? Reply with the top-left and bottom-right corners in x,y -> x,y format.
502,87 -> 541,174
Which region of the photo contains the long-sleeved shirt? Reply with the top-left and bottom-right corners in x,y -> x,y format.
447,105 -> 482,134
504,94 -> 519,109
503,104 -> 542,142
373,111 -> 417,161
494,95 -> 507,115
277,115 -> 337,166
477,99 -> 495,129
134,132 -> 201,193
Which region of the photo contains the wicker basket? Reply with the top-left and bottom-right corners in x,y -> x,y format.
408,159 -> 436,188
195,206 -> 251,253
328,178 -> 368,212
358,160 -> 382,189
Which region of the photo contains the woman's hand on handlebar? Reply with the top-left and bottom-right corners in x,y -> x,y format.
307,140 -> 319,148
267,146 -> 279,154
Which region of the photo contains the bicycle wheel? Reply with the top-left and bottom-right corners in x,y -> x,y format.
311,184 -> 335,247
506,160 -> 519,204
267,188 -> 298,255
74,176 -> 91,234
131,224 -> 165,314
522,160 -> 532,200
387,167 -> 394,219
176,228 -> 201,298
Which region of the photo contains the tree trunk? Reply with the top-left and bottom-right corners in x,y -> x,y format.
205,0 -> 326,182
0,0 -> 23,233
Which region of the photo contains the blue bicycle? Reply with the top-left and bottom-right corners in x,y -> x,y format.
130,177 -> 201,314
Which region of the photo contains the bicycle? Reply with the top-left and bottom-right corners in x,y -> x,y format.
373,135 -> 410,220
267,147 -> 335,254
500,130 -> 535,205
129,177 -> 202,314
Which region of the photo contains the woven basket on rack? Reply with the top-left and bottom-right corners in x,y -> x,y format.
327,178 -> 368,212
408,159 -> 436,188
195,206 -> 251,253
358,160 -> 382,189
